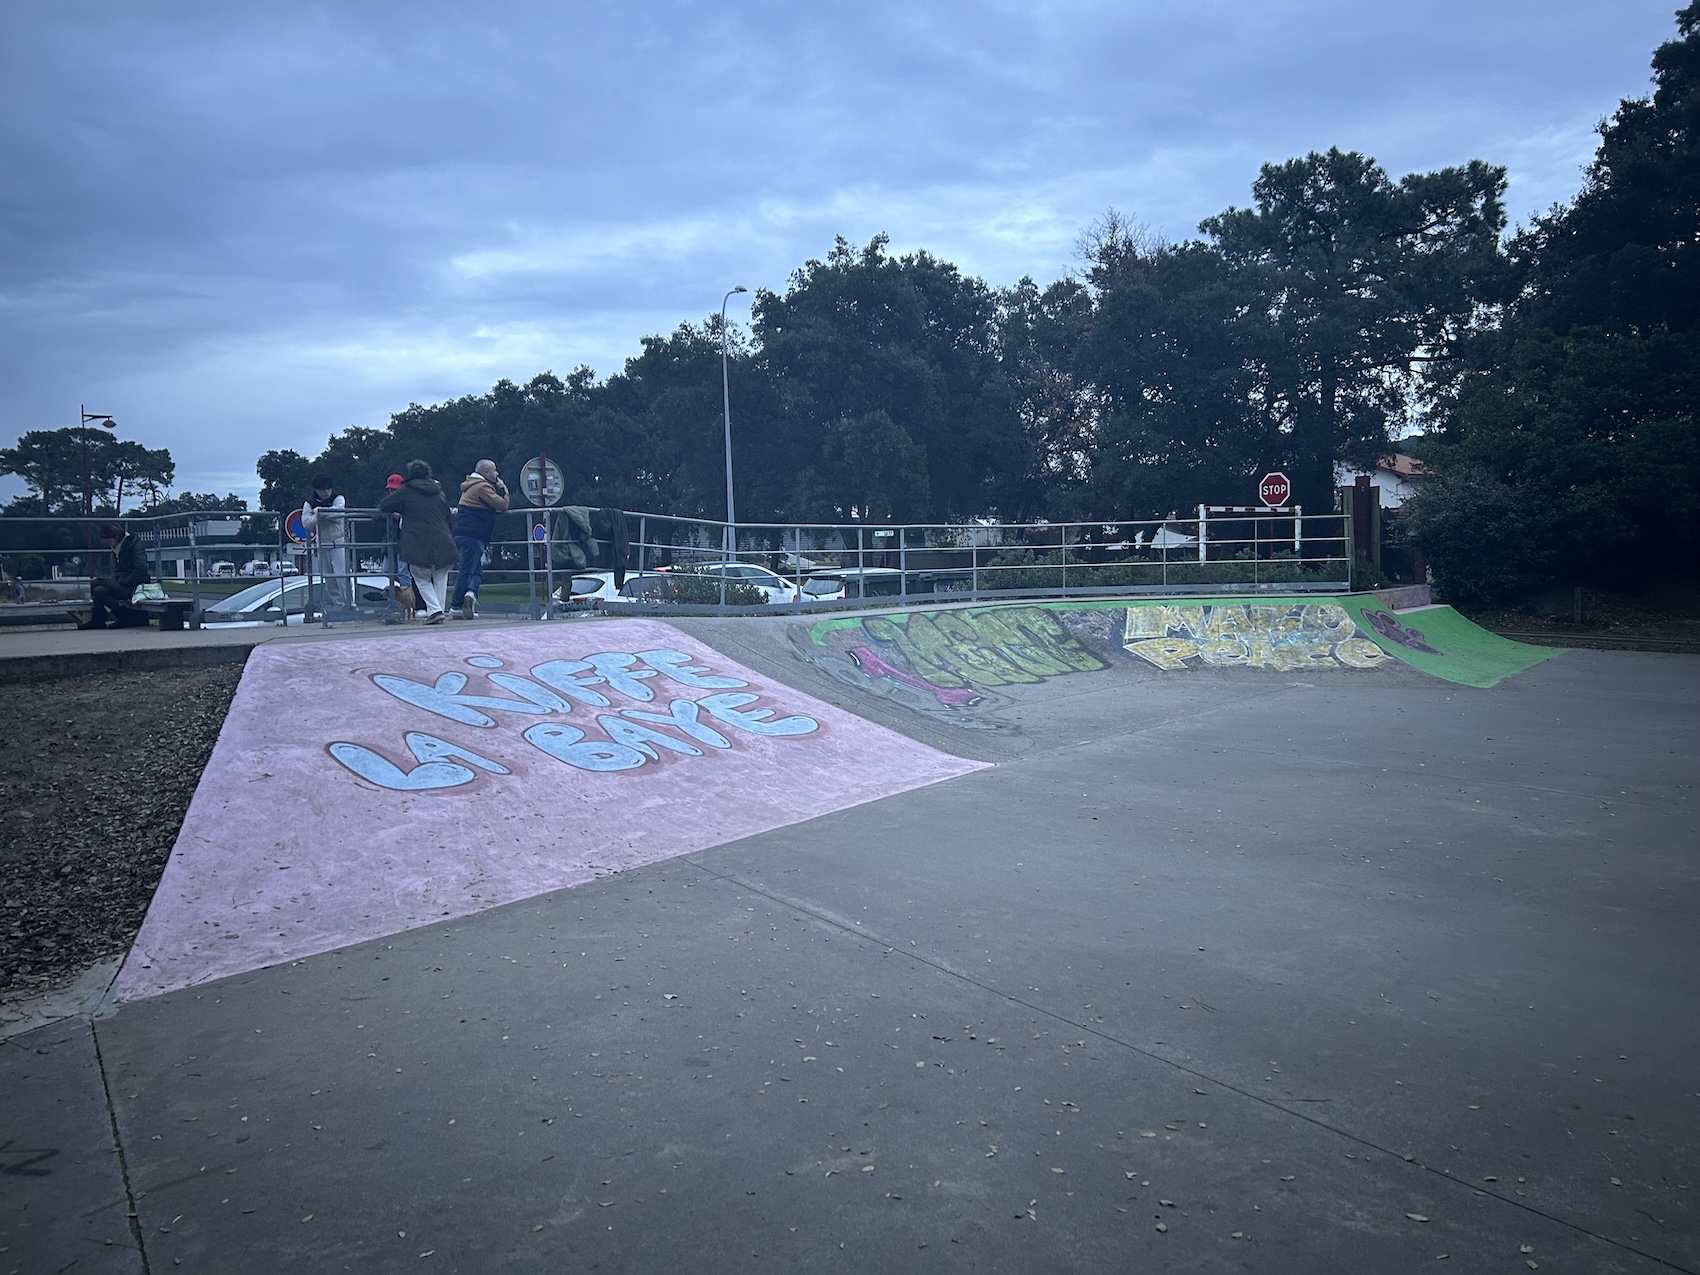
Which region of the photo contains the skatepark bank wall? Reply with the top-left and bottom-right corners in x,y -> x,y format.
795,596 -> 1562,730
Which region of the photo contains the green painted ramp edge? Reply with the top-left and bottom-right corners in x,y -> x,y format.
1332,597 -> 1564,688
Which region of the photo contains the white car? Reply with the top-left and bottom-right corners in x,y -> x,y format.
674,561 -> 802,603
200,574 -> 393,626
553,571 -> 671,608
800,575 -> 848,601
802,567 -> 911,600
239,559 -> 295,577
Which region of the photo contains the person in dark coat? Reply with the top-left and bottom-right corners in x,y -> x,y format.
81,521 -> 151,629
378,460 -> 457,624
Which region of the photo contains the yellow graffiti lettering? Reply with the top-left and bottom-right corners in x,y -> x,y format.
1334,637 -> 1388,668
1127,638 -> 1199,670
1122,602 -> 1387,672
1271,640 -> 1339,671
1196,637 -> 1250,667
1201,606 -> 1256,639
1124,606 -> 1174,640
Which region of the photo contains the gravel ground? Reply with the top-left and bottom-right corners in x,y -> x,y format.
0,662 -> 243,1001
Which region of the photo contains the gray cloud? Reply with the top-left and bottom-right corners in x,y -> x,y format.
0,0 -> 1678,501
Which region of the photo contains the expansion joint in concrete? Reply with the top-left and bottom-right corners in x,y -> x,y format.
90,1019 -> 152,1275
679,853 -> 1695,1274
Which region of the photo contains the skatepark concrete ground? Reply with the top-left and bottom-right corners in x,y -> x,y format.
2,603 -> 1696,1273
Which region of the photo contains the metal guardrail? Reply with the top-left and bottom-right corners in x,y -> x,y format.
0,506 -> 1353,624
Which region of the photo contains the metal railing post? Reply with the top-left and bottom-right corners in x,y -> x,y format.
1198,504 -> 1208,563
528,518 -> 539,619
189,520 -> 201,619
543,513 -> 556,619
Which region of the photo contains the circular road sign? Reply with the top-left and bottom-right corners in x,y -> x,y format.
531,522 -> 548,542
1258,471 -> 1292,507
285,508 -> 310,543
520,455 -> 565,507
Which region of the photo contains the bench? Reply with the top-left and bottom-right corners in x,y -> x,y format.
68,598 -> 199,631
132,598 -> 199,631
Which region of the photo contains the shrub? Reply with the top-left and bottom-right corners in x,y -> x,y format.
664,568 -> 768,607
1402,467 -> 1560,609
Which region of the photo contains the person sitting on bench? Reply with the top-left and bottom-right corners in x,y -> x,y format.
80,521 -> 151,630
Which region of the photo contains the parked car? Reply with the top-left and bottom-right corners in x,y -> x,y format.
553,571 -> 665,608
200,574 -> 393,626
239,559 -> 295,577
208,560 -> 237,577
668,561 -> 802,603
805,567 -> 906,599
800,567 -> 973,600
800,575 -> 848,601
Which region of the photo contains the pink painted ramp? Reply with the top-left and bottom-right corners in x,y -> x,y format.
116,620 -> 986,1000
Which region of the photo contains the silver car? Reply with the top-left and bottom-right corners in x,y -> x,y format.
200,574 -> 394,626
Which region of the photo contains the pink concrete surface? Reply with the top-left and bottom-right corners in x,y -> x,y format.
115,620 -> 987,1001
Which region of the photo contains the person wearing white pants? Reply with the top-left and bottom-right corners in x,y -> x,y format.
410,564 -> 450,618
378,459 -> 458,624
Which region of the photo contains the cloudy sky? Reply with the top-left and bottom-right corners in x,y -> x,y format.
0,1 -> 1682,504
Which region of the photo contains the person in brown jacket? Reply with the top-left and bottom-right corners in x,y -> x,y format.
451,458 -> 509,619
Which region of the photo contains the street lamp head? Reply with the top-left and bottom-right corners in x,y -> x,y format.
733,285 -> 747,294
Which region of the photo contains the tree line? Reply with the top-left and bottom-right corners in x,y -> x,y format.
10,7 -> 1695,608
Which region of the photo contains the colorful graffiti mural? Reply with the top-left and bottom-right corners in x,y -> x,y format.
799,599 -> 1408,728
802,596 -> 1553,720
799,606 -> 1109,729
115,620 -> 985,1001
1121,603 -> 1390,671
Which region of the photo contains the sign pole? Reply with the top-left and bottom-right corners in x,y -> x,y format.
518,451 -> 564,620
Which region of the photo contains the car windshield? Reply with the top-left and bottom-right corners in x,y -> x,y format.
570,576 -> 607,595
802,578 -> 842,596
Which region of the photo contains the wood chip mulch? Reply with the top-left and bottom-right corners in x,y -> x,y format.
0,662 -> 244,1000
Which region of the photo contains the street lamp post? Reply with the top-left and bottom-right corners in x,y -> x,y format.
720,286 -> 747,559
79,405 -> 117,520
78,405 -> 117,575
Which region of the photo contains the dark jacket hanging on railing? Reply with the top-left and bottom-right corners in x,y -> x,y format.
554,506 -> 629,587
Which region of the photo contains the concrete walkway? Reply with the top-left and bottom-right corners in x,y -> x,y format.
3,606 -> 1696,1272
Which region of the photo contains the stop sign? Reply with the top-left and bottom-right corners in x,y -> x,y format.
1258,471 -> 1292,507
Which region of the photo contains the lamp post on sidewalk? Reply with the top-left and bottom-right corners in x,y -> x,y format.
720,286 -> 747,559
